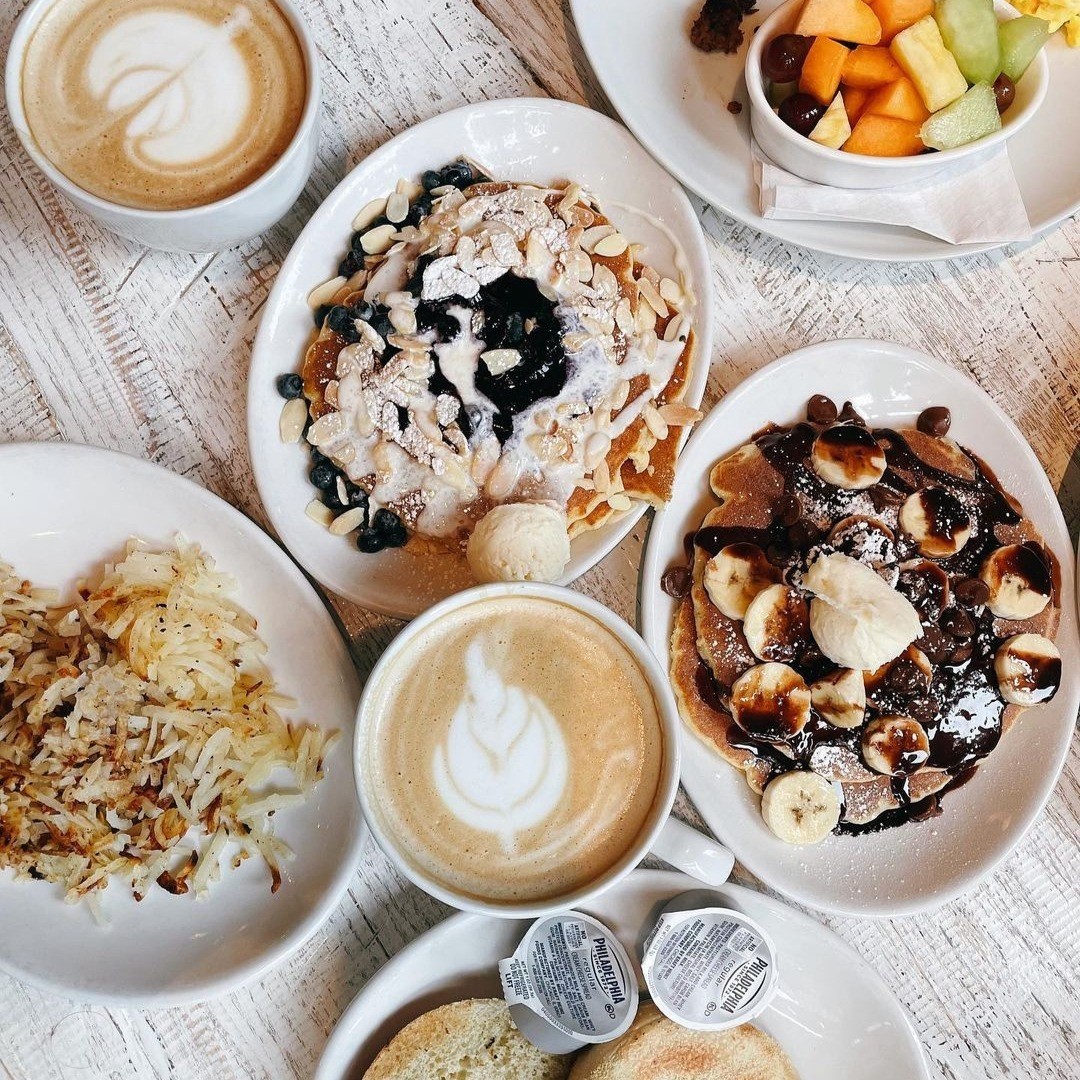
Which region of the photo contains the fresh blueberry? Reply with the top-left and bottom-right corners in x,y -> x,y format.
404,194 -> 433,228
440,161 -> 473,188
323,485 -> 346,512
276,373 -> 304,399
421,169 -> 443,192
338,250 -> 362,277
351,300 -> 375,323
356,529 -> 386,553
326,305 -> 360,341
309,461 -> 336,490
313,304 -> 332,329
370,311 -> 394,339
310,446 -> 328,465
344,482 -> 369,509
372,509 -> 408,548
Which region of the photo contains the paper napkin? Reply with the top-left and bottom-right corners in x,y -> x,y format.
753,141 -> 1032,245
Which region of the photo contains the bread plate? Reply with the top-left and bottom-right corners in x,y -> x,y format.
0,443 -> 366,1006
248,97 -> 712,618
315,867 -> 928,1079
640,339 -> 1079,916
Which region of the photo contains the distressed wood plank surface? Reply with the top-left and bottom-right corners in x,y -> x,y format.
0,0 -> 1078,1078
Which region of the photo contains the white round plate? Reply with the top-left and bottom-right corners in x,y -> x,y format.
249,97 -> 712,619
640,340 -> 1079,916
0,443 -> 366,1006
315,868 -> 929,1080
572,0 -> 1080,262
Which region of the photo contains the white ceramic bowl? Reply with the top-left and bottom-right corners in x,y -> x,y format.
746,0 -> 1049,188
248,97 -> 712,619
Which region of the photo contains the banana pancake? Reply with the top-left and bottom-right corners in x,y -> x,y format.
668,395 -> 1063,839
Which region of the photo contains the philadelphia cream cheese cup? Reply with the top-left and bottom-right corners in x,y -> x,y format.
641,891 -> 779,1031
499,911 -> 639,1053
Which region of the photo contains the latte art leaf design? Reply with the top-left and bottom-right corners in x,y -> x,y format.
433,641 -> 569,854
86,7 -> 253,168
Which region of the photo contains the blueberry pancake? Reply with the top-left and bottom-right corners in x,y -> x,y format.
666,395 -> 1063,841
277,160 -> 699,574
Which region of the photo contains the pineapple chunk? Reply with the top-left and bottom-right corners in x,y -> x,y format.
890,16 -> 969,111
809,94 -> 853,148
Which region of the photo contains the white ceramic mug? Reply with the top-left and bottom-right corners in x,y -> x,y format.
355,582 -> 734,919
5,0 -> 321,253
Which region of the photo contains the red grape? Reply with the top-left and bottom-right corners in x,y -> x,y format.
763,34 -> 813,83
993,73 -> 1016,115
778,93 -> 826,137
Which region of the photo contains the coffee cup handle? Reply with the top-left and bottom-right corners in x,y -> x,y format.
649,817 -> 736,886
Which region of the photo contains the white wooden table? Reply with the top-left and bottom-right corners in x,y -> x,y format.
1,1 -> 1079,1077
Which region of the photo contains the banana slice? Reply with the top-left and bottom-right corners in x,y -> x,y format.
979,543 -> 1054,621
703,543 -> 781,620
730,662 -> 811,741
811,425 -> 887,490
742,584 -> 810,662
861,715 -> 930,776
810,667 -> 866,728
864,645 -> 932,709
994,633 -> 1062,706
899,487 -> 972,559
760,770 -> 841,845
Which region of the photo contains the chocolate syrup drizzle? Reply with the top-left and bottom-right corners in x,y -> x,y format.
678,405 -> 1059,836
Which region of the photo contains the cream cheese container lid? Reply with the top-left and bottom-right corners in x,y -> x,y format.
641,897 -> 778,1031
499,911 -> 639,1053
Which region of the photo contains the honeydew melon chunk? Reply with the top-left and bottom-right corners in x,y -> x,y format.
919,81 -> 1002,149
809,93 -> 853,147
935,0 -> 1002,84
999,14 -> 1051,81
891,15 -> 970,111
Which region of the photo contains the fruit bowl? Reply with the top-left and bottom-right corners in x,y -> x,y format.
746,0 -> 1049,189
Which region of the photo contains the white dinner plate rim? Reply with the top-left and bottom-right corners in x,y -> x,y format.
314,867 -> 931,1080
0,441 -> 368,1007
248,96 -> 713,619
639,339 -> 1079,917
571,0 -> 1080,264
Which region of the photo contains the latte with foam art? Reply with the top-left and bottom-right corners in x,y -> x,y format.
362,595 -> 666,904
21,0 -> 306,211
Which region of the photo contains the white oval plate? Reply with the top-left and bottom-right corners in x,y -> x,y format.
249,97 -> 712,619
640,340 -> 1079,916
315,868 -> 929,1080
0,443 -> 367,1006
572,0 -> 1080,263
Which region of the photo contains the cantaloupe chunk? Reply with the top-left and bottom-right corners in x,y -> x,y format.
842,113 -> 926,155
868,0 -> 933,43
799,36 -> 852,105
865,76 -> 931,121
794,0 -> 883,44
841,45 -> 906,87
890,16 -> 968,112
842,85 -> 874,124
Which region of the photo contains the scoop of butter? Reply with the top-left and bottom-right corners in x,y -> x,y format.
804,553 -> 923,672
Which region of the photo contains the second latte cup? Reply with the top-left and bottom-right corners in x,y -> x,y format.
355,582 -> 735,919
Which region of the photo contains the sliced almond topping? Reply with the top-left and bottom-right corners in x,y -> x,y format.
352,197 -> 388,232
607,492 -> 632,512
331,443 -> 357,465
593,232 -> 629,258
580,224 -> 617,253
638,276 -> 669,318
279,398 -> 308,444
643,402 -> 669,442
307,276 -> 347,309
663,314 -> 687,343
557,183 -> 583,215
659,277 -> 684,307
307,411 -> 347,448
481,349 -> 522,375
329,507 -> 366,535
305,500 -> 335,527
324,379 -> 340,409
614,298 -> 635,336
430,184 -> 456,197
386,193 -> 409,223
360,224 -> 397,255
610,379 -> 631,411
396,177 -> 424,201
592,458 -> 612,493
658,402 -> 703,426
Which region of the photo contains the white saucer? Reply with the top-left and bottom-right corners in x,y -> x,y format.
639,340 -> 1079,916
314,868 -> 930,1080
248,97 -> 712,618
0,443 -> 366,1006
572,0 -> 1080,262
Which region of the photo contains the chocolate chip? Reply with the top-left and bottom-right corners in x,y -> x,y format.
661,566 -> 692,599
766,542 -> 793,566
954,577 -> 990,607
775,494 -> 802,526
917,406 -> 951,438
916,626 -> 951,663
788,520 -> 822,548
948,642 -> 974,666
806,394 -> 838,424
869,485 -> 905,511
940,606 -> 975,639
909,697 -> 939,724
887,658 -> 924,694
837,401 -> 867,426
